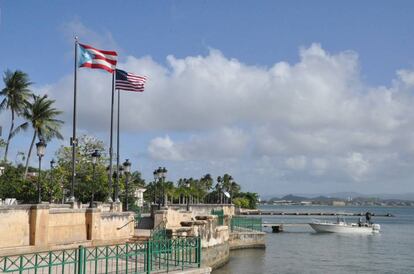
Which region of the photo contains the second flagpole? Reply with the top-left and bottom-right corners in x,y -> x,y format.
70,36 -> 78,202
115,88 -> 120,203
108,73 -> 115,203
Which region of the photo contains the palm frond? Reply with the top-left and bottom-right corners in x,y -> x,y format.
10,122 -> 29,138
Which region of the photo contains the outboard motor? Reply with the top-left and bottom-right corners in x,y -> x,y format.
372,224 -> 381,233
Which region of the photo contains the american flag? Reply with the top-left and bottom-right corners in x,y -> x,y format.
115,69 -> 147,92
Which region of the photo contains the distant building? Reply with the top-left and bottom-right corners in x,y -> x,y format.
134,187 -> 146,207
331,200 -> 346,206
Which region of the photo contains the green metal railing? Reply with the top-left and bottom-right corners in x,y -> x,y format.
130,205 -> 142,228
231,216 -> 262,232
150,221 -> 167,241
211,209 -> 224,225
0,237 -> 201,274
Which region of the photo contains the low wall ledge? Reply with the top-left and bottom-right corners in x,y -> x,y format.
101,212 -> 133,218
0,204 -> 33,211
49,208 -> 88,214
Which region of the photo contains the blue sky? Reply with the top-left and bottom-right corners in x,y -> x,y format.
1,1 -> 414,196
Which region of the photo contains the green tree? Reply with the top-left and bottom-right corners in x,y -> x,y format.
234,192 -> 259,209
233,197 -> 250,208
119,170 -> 145,209
56,135 -> 110,203
15,95 -> 64,178
0,164 -> 37,202
199,174 -> 213,202
0,70 -> 33,162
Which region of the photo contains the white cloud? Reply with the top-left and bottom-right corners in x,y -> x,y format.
311,158 -> 328,176
148,135 -> 183,161
286,156 -> 307,170
148,127 -> 249,161
35,42 -> 414,193
343,152 -> 370,181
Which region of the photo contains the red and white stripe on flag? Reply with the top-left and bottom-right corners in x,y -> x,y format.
78,43 -> 118,73
115,69 -> 147,92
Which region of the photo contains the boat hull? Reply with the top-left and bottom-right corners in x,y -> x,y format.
309,222 -> 380,234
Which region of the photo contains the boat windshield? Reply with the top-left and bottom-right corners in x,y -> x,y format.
336,216 -> 346,223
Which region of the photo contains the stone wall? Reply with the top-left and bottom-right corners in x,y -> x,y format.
169,204 -> 235,218
99,212 -> 134,242
0,203 -> 134,255
48,209 -> 87,244
0,205 -> 31,248
201,242 -> 230,269
229,231 -> 266,250
154,207 -> 266,271
160,207 -> 231,271
153,208 -> 192,228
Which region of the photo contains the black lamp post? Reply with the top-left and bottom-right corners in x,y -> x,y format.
49,159 -> 56,203
153,170 -> 157,205
36,140 -> 46,204
154,167 -> 167,208
50,159 -> 55,169
115,166 -> 123,203
123,159 -> 131,211
160,167 -> 167,207
106,165 -> 115,202
90,150 -> 101,208
154,168 -> 161,209
185,179 -> 190,211
115,166 -> 124,203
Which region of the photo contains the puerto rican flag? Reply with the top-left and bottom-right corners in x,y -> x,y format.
78,43 -> 117,73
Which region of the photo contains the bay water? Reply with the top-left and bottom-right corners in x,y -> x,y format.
213,205 -> 414,274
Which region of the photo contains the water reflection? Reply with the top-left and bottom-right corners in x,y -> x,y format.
213,206 -> 414,273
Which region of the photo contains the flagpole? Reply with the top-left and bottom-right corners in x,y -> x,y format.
70,36 -> 78,202
108,73 -> 115,203
115,88 -> 120,203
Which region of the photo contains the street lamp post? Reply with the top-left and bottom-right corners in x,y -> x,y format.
185,179 -> 190,211
90,150 -> 101,208
36,140 -> 46,204
50,159 -> 55,169
154,168 -> 161,209
123,159 -> 131,211
49,159 -> 56,203
114,166 -> 121,203
160,167 -> 167,207
153,170 -> 157,206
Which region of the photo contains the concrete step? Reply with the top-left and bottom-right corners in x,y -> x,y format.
128,235 -> 150,243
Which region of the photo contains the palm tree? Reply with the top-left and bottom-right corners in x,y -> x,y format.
0,70 -> 33,162
14,94 -> 64,178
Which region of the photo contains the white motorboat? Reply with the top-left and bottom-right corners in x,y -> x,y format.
309,217 -> 380,234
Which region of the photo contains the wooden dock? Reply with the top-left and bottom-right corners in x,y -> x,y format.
239,211 -> 395,217
262,223 -> 308,233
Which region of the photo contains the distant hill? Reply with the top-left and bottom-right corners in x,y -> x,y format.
269,194 -> 310,201
262,192 -> 414,201
311,196 -> 337,202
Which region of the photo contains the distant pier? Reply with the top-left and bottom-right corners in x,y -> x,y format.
239,211 -> 395,217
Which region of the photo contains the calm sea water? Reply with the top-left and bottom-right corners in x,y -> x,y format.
213,205 -> 414,274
